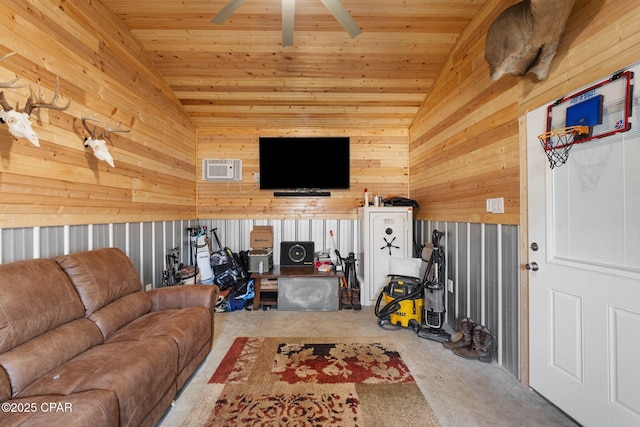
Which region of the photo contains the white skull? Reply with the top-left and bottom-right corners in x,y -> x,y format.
84,137 -> 114,167
0,109 -> 40,147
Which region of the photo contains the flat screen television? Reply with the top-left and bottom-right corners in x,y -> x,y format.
259,137 -> 350,196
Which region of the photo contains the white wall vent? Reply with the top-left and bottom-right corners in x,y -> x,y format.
202,159 -> 242,181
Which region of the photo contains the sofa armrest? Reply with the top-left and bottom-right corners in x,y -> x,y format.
147,285 -> 219,312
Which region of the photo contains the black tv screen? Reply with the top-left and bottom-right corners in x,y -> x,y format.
259,137 -> 350,191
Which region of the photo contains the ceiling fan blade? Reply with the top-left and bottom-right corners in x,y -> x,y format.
320,0 -> 362,39
282,0 -> 296,47
211,0 -> 247,25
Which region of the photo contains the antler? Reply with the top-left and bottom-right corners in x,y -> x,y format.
24,77 -> 71,116
81,110 -> 104,140
81,110 -> 130,140
0,52 -> 27,89
81,110 -> 129,168
0,52 -> 16,62
102,121 -> 130,139
0,92 -> 13,112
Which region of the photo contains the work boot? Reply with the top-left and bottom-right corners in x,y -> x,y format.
442,317 -> 476,350
452,325 -> 493,363
351,287 -> 362,311
341,287 -> 352,309
477,326 -> 493,363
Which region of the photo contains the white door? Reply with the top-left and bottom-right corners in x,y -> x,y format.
527,77 -> 640,426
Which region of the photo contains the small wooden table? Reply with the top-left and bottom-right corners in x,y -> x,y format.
252,266 -> 343,310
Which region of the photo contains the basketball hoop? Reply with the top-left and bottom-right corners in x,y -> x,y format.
537,125 -> 590,169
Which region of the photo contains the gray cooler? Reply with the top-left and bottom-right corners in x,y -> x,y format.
277,276 -> 339,311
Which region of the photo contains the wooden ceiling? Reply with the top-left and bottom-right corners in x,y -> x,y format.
103,0 -> 488,129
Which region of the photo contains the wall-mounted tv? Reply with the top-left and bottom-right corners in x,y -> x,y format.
259,137 -> 350,196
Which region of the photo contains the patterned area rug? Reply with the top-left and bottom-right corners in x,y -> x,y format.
182,337 -> 441,426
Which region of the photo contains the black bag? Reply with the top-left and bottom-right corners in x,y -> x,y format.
209,229 -> 249,291
210,248 -> 245,290
215,279 -> 254,312
382,196 -> 419,208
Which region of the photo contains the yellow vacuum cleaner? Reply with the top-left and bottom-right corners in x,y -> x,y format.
375,275 -> 423,328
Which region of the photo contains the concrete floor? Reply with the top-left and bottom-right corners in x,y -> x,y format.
159,306 -> 578,427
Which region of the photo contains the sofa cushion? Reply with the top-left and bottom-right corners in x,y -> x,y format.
54,248 -> 145,317
18,336 -> 178,427
147,284 -> 218,312
87,291 -> 152,341
107,306 -> 211,374
0,366 -> 10,403
0,258 -> 85,353
0,318 -> 103,398
0,390 -> 119,426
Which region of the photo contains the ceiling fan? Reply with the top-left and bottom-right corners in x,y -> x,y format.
211,0 -> 362,47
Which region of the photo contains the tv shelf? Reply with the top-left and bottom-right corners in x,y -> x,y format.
273,191 -> 331,197
251,266 -> 343,310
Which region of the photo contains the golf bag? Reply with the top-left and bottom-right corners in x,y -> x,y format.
209,228 -> 250,291
162,247 -> 181,287
191,226 -> 214,285
161,246 -> 198,286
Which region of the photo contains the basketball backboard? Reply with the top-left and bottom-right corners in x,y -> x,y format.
545,70 -> 634,144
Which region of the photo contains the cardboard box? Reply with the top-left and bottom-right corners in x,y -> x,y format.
248,248 -> 273,273
250,225 -> 273,248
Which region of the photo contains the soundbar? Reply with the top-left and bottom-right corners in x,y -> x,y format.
273,191 -> 331,197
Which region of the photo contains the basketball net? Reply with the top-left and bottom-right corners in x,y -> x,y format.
537,126 -> 590,169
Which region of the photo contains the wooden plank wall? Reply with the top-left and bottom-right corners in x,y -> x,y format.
197,128 -> 409,219
2,0 -> 638,230
409,0 -> 640,226
0,0 -> 196,229
409,0 -> 520,225
410,0 -> 640,385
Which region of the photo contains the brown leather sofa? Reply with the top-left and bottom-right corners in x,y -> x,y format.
0,248 -> 219,426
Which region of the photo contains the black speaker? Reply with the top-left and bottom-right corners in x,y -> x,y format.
280,241 -> 315,267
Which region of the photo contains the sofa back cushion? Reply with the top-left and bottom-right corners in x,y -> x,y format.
0,258 -> 85,354
87,292 -> 151,340
55,248 -> 146,316
55,248 -> 152,340
0,318 -> 103,399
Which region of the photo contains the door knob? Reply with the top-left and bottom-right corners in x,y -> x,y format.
526,262 -> 539,271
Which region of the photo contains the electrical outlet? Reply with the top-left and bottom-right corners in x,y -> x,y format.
254,172 -> 260,183
493,197 -> 504,214
145,283 -> 152,291
447,279 -> 454,293
486,197 -> 505,214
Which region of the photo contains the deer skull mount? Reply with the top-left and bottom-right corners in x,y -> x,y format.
484,0 -> 577,81
0,76 -> 71,147
0,52 -> 33,145
81,112 -> 130,167
0,103 -> 37,146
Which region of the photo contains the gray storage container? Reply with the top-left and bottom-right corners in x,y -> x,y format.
248,248 -> 273,273
277,276 -> 339,311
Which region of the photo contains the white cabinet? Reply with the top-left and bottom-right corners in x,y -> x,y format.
358,206 -> 414,306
